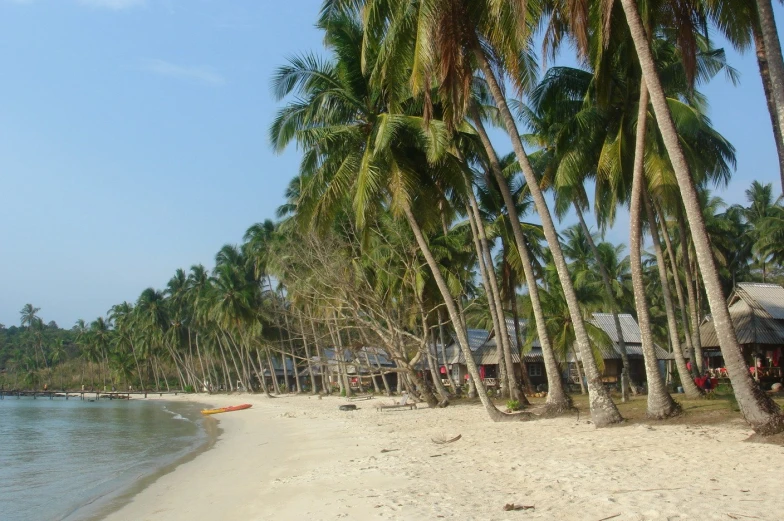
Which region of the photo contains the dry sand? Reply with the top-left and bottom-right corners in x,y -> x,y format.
103,394 -> 784,521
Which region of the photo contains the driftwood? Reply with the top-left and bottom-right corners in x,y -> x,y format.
431,434 -> 461,445
596,515 -> 620,521
503,504 -> 534,511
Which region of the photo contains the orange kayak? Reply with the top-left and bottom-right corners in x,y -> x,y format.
201,403 -> 252,415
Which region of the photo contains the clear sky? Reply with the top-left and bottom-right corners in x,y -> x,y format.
0,0 -> 783,328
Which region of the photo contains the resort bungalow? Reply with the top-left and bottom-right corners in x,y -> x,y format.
442,313 -> 671,392
441,321 -> 548,390
696,282 -> 784,385
568,313 -> 672,386
314,346 -> 397,392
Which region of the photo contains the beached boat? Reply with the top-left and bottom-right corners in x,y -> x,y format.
201,404 -> 252,415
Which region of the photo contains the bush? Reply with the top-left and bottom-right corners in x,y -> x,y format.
506,399 -> 521,411
184,385 -> 195,394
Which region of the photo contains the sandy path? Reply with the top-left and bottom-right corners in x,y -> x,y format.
103,394 -> 784,521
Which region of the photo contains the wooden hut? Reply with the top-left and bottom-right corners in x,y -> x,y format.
567,313 -> 672,386
697,283 -> 784,384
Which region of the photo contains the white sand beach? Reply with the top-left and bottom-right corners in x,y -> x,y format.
104,394 -> 784,521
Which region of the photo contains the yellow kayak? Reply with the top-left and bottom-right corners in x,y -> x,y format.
201,403 -> 252,415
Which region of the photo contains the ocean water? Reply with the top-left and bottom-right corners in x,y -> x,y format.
0,396 -> 211,521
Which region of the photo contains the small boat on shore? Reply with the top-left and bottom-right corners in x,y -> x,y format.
201,404 -> 252,415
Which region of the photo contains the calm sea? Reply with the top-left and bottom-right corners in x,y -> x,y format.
0,396 -> 211,521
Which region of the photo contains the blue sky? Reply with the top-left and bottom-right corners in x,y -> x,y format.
0,0 -> 782,327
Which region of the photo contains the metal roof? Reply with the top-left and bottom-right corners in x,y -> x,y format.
590,313 -> 643,344
736,283 -> 784,320
699,297 -> 784,348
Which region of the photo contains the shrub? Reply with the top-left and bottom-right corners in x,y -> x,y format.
506,399 -> 521,411
184,385 -> 195,394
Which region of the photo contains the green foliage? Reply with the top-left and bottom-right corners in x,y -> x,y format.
184,385 -> 195,394
506,399 -> 521,411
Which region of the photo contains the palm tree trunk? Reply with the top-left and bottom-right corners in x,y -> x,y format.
676,210 -> 704,376
284,313 -> 302,393
629,109 -> 683,418
572,348 -> 586,395
644,182 -> 702,399
310,318 -> 330,394
755,0 -> 784,193
751,19 -> 784,190
402,201 -> 513,421
254,349 -> 272,397
470,104 -> 571,413
463,187 -> 518,400
473,59 -> 612,420
574,203 -> 636,399
621,0 -> 783,434
427,331 -> 450,402
267,349 -> 281,394
653,201 -> 697,371
128,339 -> 145,392
437,309 -> 457,391
509,275 -> 534,395
298,314 -> 317,395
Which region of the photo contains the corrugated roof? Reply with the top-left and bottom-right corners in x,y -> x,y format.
737,283 -> 784,320
590,313 -> 643,344
699,297 -> 784,348
503,317 -> 541,349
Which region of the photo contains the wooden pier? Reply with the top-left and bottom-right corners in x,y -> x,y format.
0,389 -> 183,400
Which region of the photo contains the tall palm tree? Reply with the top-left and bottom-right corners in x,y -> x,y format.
371,0 -> 622,425
271,9 -> 513,419
620,0 -> 784,434
753,0 -> 784,192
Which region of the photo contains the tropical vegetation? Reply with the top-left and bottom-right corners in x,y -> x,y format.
4,0 -> 784,435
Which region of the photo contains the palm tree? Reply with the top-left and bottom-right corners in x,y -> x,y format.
620,0 -> 784,434
753,0 -> 784,192
271,10 -> 513,419
369,0 -> 623,426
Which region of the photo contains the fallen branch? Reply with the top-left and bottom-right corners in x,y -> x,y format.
597,514 -> 620,521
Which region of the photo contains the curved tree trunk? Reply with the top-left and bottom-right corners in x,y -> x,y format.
652,200 -> 697,373
629,94 -> 681,419
574,203 -> 636,399
644,191 -> 703,400
756,0 -> 784,193
677,210 -> 704,376
470,105 -> 571,413
463,187 -> 518,401
298,314 -> 317,394
752,20 -> 784,191
402,202 -> 513,421
509,267 -> 534,397
474,56 -> 617,423
437,309 -> 458,391
622,0 -> 783,434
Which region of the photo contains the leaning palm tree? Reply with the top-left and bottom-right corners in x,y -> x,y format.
619,0 -> 783,433
353,0 -> 623,425
271,9 -> 513,420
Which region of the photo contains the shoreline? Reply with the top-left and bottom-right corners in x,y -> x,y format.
101,394 -> 784,521
80,399 -> 220,521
